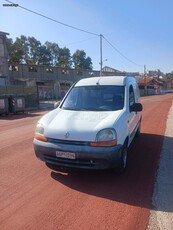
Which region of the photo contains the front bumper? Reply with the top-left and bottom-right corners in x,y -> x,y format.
33,138 -> 123,170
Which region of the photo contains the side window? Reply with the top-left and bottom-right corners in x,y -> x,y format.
129,85 -> 135,107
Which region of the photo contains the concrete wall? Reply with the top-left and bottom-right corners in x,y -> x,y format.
8,64 -> 101,84
0,85 -> 37,95
0,31 -> 9,85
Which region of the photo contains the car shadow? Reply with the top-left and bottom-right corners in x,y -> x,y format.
50,133 -> 173,212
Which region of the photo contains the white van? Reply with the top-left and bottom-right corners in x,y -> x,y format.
34,76 -> 142,173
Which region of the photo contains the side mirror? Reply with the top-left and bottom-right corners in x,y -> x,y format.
130,103 -> 143,112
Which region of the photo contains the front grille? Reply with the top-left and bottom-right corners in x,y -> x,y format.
47,138 -> 89,146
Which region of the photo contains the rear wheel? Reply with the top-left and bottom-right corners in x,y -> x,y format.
135,121 -> 141,137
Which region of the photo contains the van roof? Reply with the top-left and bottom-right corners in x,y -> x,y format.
75,76 -> 136,87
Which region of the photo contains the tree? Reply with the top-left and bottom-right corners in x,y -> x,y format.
7,35 -> 30,63
8,38 -> 24,63
17,35 -> 29,63
28,36 -> 41,64
6,35 -> 93,69
6,38 -> 14,61
57,47 -> 71,68
72,50 -> 92,70
84,56 -> 93,70
45,41 -> 59,66
166,71 -> 173,79
37,45 -> 51,65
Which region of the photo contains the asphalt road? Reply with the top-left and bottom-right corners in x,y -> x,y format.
0,94 -> 173,230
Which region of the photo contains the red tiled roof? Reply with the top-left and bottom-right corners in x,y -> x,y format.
138,77 -> 153,84
138,77 -> 163,85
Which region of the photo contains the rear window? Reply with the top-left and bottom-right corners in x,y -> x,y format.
61,85 -> 124,111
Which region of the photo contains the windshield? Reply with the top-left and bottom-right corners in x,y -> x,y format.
61,85 -> 124,111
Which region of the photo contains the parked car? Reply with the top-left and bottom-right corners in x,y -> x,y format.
33,76 -> 142,173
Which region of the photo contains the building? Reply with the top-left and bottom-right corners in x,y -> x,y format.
0,31 -> 9,85
0,31 -> 140,101
102,66 -> 139,77
8,63 -> 102,99
138,77 -> 163,96
8,64 -> 140,99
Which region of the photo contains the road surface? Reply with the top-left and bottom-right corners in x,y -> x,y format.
0,94 -> 173,230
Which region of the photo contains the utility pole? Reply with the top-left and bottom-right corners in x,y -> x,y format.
100,34 -> 103,77
144,65 -> 146,75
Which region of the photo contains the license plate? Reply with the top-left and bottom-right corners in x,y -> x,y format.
56,151 -> 75,159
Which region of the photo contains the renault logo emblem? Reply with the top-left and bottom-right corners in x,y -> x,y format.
65,132 -> 70,138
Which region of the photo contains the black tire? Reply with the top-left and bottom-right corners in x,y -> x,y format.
135,121 -> 141,137
115,143 -> 128,174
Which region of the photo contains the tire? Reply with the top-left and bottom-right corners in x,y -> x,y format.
135,121 -> 141,137
115,143 -> 128,174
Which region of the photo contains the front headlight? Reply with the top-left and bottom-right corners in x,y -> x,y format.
34,123 -> 47,142
90,128 -> 117,147
35,123 -> 45,135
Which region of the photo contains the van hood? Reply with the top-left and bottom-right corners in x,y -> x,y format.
42,108 -> 123,141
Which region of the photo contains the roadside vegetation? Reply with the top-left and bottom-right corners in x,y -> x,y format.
6,35 -> 93,70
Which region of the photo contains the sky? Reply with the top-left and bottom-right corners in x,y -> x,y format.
1,0 -> 173,74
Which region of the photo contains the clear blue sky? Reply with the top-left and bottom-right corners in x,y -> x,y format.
1,0 -> 173,74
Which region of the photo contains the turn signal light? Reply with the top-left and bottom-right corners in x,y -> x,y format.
35,133 -> 48,142
90,140 -> 117,147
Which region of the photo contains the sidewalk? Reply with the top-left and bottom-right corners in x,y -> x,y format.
148,102 -> 173,229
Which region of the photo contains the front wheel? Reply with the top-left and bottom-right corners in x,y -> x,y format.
115,144 -> 128,174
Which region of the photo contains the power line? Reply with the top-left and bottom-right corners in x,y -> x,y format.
60,36 -> 98,47
5,0 -> 99,37
5,0 -> 144,68
103,36 -> 143,67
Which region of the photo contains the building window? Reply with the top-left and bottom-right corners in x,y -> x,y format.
9,65 -> 18,71
60,82 -> 71,87
46,68 -> 53,73
28,66 -> 37,72
61,69 -> 69,75
139,85 -> 145,89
